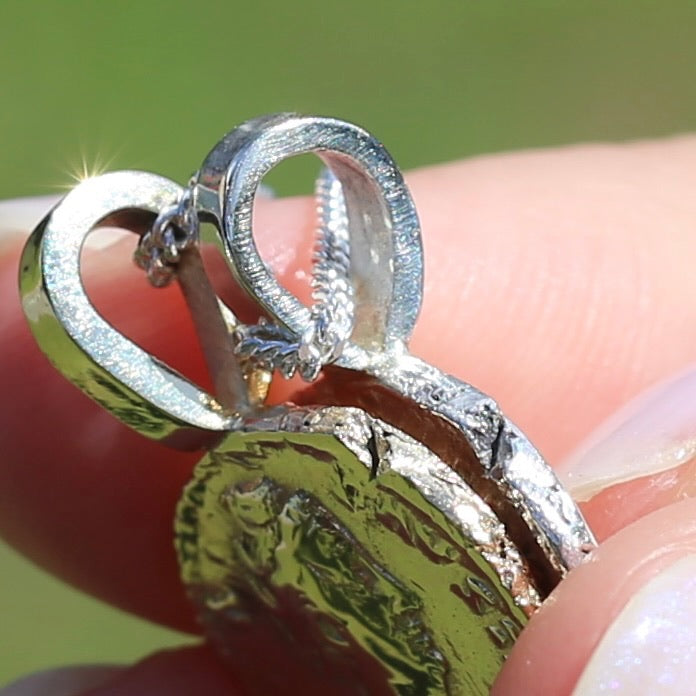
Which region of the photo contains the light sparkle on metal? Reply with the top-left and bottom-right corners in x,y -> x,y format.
19,114 -> 598,695
176,406 -> 535,695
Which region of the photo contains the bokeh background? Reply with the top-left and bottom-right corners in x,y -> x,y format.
3,0 -> 696,685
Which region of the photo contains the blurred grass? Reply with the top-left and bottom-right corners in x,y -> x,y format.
3,0 -> 696,685
0,542 -> 192,685
3,1 -> 696,199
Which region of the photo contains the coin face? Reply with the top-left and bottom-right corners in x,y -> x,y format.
176,406 -> 538,695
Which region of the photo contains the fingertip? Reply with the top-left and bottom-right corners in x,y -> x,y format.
80,646 -> 238,696
493,499 -> 696,695
406,139 -> 696,462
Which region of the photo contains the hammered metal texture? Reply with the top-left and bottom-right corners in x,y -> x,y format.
196,114 -> 596,578
176,406 -> 536,695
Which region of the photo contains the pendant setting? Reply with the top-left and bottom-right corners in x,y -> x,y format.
20,114 -> 595,694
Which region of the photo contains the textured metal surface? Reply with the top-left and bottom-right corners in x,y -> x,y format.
176,406 -> 534,695
19,114 -> 598,694
201,114 -> 596,576
367,353 -> 595,577
195,113 -> 424,361
133,186 -> 200,288
19,171 -> 235,449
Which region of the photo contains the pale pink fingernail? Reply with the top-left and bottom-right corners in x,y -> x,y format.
0,196 -> 59,237
0,195 -> 136,255
0,665 -> 123,695
0,196 -> 60,254
558,367 -> 696,501
573,554 -> 696,695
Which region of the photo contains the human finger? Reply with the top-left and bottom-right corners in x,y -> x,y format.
558,366 -> 696,541
3,136 -> 696,634
493,498 -> 696,695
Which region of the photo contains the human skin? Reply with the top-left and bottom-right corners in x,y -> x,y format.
1,136 -> 696,694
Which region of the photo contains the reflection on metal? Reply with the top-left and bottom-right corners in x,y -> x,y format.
176,407 -> 532,695
196,113 -> 596,581
20,113 -> 597,694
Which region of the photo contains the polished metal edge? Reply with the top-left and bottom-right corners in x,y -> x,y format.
19,171 -> 235,447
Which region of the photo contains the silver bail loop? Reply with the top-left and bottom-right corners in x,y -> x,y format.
193,113 -> 425,373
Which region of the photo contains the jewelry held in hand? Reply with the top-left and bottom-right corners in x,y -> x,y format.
19,114 -> 595,694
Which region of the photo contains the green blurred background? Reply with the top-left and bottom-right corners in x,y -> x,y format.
3,0 -> 696,685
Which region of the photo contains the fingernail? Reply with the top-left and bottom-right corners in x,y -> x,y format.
0,195 -> 136,254
558,367 -> 696,501
0,665 -> 123,695
0,196 -> 60,237
573,554 -> 696,695
0,196 -> 60,254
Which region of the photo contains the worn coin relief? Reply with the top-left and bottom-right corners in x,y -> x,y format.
176,407 -> 536,694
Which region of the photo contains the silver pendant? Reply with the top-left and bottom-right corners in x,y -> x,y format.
20,114 -> 595,694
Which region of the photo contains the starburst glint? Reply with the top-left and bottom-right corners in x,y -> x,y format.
59,147 -> 119,189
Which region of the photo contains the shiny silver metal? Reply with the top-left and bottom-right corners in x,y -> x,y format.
233,169 -> 355,381
177,405 -> 539,694
19,113 -> 598,694
194,113 -> 596,580
19,171 -> 236,449
193,113 -> 423,362
133,185 -> 200,287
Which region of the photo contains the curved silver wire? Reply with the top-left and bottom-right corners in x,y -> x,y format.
20,171 -> 236,449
